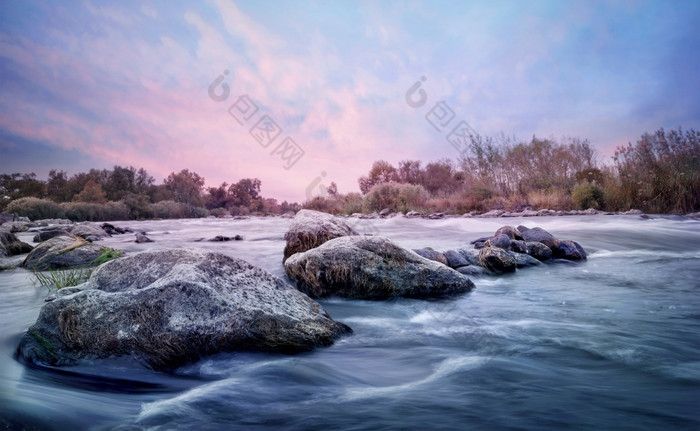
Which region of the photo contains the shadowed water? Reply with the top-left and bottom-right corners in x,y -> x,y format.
1,215 -> 699,430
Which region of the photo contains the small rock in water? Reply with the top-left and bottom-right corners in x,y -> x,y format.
478,246 -> 516,273
135,232 -> 154,243
412,248 -> 448,265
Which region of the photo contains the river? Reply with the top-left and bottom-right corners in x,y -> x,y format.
1,215 -> 699,430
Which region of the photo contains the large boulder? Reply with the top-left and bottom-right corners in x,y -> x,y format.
0,231 -> 33,257
478,246 -> 517,273
284,236 -> 475,300
22,235 -> 115,270
17,249 -> 351,371
283,210 -> 357,262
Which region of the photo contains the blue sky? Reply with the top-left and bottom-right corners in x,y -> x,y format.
1,0 -> 698,201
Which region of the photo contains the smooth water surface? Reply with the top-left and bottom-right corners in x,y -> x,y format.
1,215 -> 699,430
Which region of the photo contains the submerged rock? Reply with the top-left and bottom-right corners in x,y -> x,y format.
284,236 -> 475,300
22,235 -> 116,270
135,232 -> 154,243
510,252 -> 542,268
17,248 -> 351,371
283,209 -> 357,262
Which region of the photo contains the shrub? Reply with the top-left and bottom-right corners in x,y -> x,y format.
209,207 -> 230,218
527,188 -> 572,210
59,201 -> 131,222
362,182 -> 429,213
150,200 -> 186,219
341,193 -> 364,214
303,196 -> 343,214
6,197 -> 64,220
572,182 -> 605,210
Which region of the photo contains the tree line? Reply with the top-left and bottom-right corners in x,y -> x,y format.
305,127 -> 699,215
3,127 -> 698,221
1,166 -> 301,221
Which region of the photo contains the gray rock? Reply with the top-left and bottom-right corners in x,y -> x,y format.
412,248 -> 448,265
494,225 -> 523,240
509,252 -> 542,268
518,226 -> 560,249
284,236 -> 475,300
481,209 -> 505,218
283,209 -> 357,262
443,250 -> 470,268
17,248 -> 351,371
208,235 -> 243,242
1,231 -> 33,257
22,236 -> 112,270
525,241 -> 553,261
485,233 -> 511,250
101,223 -> 127,235
478,246 -> 516,273
379,208 -> 392,216
135,233 -> 154,243
510,239 -> 528,254
33,228 -> 71,243
70,223 -> 110,242
552,240 -> 587,261
455,265 -> 486,276
405,211 -> 423,217
457,248 -> 481,266
0,221 -> 36,233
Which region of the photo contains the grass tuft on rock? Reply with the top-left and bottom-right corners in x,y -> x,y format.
33,267 -> 94,290
91,248 -> 123,266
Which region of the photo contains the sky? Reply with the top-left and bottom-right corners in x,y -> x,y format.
1,0 -> 698,202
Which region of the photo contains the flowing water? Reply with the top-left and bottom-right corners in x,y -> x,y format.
1,215 -> 699,430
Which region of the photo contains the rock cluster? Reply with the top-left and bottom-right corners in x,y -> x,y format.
285,236 -> 474,300
283,210 -> 475,300
433,225 -> 587,275
283,209 -> 358,262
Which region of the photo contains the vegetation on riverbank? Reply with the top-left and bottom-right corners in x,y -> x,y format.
2,127 -> 698,220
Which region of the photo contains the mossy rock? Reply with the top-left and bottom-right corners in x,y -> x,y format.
22,235 -> 122,270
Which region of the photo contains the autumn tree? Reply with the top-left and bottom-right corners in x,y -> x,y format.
74,180 -> 107,203
164,169 -> 205,207
358,160 -> 399,194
